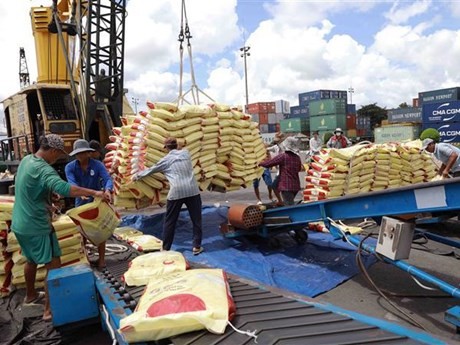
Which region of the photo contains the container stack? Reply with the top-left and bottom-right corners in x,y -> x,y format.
287,89 -> 354,141
246,100 -> 290,145
420,87 -> 460,143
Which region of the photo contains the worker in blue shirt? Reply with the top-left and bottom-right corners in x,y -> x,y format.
422,138 -> 460,177
65,139 -> 114,268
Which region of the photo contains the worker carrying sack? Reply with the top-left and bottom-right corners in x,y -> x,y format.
119,268 -> 236,343
67,198 -> 120,246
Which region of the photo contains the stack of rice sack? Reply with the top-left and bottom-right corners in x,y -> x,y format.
0,196 -> 14,296
6,214 -> 86,289
303,141 -> 437,203
105,102 -> 266,209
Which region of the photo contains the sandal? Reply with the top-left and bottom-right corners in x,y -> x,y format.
42,314 -> 53,322
192,247 -> 204,255
24,291 -> 45,305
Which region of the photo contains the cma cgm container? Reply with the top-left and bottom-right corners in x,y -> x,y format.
422,100 -> 460,124
374,125 -> 420,144
280,118 -> 309,133
309,99 -> 347,116
422,122 -> 460,143
418,87 -> 460,105
290,105 -> 309,118
310,114 -> 346,132
387,107 -> 422,123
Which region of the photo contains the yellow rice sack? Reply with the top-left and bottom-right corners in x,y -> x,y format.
122,251 -> 189,286
119,269 -> 235,343
67,198 -> 120,246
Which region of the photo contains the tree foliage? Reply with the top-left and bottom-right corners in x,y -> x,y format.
357,103 -> 387,130
399,102 -> 409,108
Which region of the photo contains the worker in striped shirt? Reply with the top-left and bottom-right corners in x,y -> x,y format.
133,137 -> 203,255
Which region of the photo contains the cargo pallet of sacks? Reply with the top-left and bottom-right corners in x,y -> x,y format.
0,196 -> 88,297
304,141 -> 437,203
104,102 -> 267,209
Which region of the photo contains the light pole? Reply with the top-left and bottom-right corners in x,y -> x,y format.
348,86 -> 355,104
240,46 -> 250,110
131,97 -> 139,114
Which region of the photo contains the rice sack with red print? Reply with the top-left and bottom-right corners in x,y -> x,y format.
66,198 -> 120,246
122,251 -> 189,286
119,268 -> 236,342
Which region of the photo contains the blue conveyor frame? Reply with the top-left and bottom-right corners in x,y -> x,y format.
227,178 -> 460,331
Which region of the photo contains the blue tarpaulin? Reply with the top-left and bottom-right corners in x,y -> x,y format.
121,206 -> 377,297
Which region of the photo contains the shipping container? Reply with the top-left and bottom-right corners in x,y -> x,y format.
290,105 -> 301,116
346,114 -> 356,129
413,98 -> 419,108
247,102 -> 270,113
374,124 -> 421,144
339,91 -> 348,99
422,100 -> 460,124
298,90 -> 330,106
347,129 -> 357,138
268,113 -> 277,124
268,124 -> 277,133
346,104 -> 356,114
418,87 -> 460,105
251,113 -> 259,123
275,123 -> 280,132
261,133 -> 276,145
309,99 -> 347,116
267,102 -> 276,113
356,115 -> 371,130
290,105 -> 309,118
280,118 -> 309,133
259,112 -> 269,124
356,128 -> 373,138
259,124 -> 269,134
422,122 -> 460,143
275,100 -> 290,114
310,114 -> 347,132
387,107 -> 422,123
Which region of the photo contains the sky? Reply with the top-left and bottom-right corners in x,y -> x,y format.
1,0 -> 460,131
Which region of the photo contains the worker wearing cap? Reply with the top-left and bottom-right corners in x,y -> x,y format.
327,128 -> 351,149
12,134 -> 107,322
65,139 -> 113,268
421,138 -> 460,177
133,137 -> 204,255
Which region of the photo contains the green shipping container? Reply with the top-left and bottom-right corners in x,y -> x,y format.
310,114 -> 346,131
280,118 -> 309,133
309,99 -> 347,116
374,125 -> 421,144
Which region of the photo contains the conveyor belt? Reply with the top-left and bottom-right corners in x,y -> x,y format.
96,255 -> 444,345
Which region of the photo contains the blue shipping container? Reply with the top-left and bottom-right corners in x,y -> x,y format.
387,107 -> 422,123
418,87 -> 460,105
290,105 -> 301,116
422,122 -> 460,143
347,104 -> 356,114
268,124 -> 277,133
422,100 -> 460,124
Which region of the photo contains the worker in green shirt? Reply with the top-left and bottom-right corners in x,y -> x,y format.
11,134 -> 108,322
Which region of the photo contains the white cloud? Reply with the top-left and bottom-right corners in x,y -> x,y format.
384,0 -> 432,25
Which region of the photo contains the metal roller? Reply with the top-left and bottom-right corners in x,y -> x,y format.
227,204 -> 264,230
